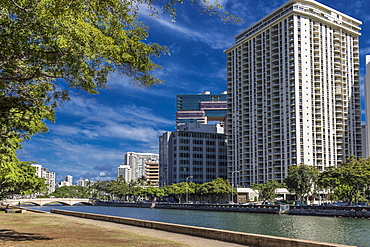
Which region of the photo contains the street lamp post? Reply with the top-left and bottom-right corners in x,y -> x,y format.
186,176 -> 193,203
231,171 -> 240,203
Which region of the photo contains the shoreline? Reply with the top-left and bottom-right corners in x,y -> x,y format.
94,200 -> 370,219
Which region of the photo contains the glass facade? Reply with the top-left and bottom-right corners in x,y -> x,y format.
176,92 -> 227,126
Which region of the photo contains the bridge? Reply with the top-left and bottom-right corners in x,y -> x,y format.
3,198 -> 92,206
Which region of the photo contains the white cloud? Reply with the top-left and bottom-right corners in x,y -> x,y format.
106,72 -> 178,100
18,136 -> 124,181
52,95 -> 173,145
60,95 -> 172,125
16,87 -> 172,181
152,17 -> 234,49
136,1 -> 236,50
207,0 -> 229,6
107,55 -> 226,99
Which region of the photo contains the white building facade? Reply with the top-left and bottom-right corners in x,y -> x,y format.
225,0 -> 362,186
78,179 -> 93,187
65,175 -> 73,186
124,152 -> 159,181
365,55 -> 370,157
31,164 -> 56,194
117,164 -> 132,182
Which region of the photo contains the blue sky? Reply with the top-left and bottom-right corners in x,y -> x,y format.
17,0 -> 370,183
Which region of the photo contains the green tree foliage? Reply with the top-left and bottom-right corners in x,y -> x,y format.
92,179 -> 128,200
92,178 -> 234,203
92,177 -> 152,201
0,159 -> 46,199
197,178 -> 232,203
163,182 -> 189,202
1,0 -> 239,152
91,180 -> 112,200
284,164 -> 318,203
106,180 -> 129,200
0,0 -> 239,198
50,185 -> 90,198
1,0 -> 166,154
141,186 -> 165,201
251,180 -> 283,203
318,157 -> 370,204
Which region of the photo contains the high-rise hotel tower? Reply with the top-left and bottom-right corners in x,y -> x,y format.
225,0 -> 362,186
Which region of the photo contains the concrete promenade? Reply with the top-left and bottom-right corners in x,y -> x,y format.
14,206 -> 246,247
51,212 -> 247,247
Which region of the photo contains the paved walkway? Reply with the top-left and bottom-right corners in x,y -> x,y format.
52,213 -> 249,247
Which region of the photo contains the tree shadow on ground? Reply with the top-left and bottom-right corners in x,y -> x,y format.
0,229 -> 53,242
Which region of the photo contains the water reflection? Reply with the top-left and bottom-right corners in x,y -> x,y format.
26,205 -> 370,247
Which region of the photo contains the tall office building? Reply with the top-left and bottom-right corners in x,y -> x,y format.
176,91 -> 227,126
124,152 -> 159,181
365,55 -> 370,157
159,123 -> 227,186
160,91 -> 228,186
225,0 -> 362,186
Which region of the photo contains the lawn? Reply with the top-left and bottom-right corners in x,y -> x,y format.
0,212 -> 189,247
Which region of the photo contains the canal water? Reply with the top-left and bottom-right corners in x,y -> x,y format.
27,205 -> 370,247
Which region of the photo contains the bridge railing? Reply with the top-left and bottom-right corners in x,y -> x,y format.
2,198 -> 92,206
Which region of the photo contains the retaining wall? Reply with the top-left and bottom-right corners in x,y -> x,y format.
20,207 -> 49,214
155,203 -> 280,213
94,201 -> 152,208
50,209 -> 354,247
0,206 -> 47,214
94,201 -> 370,218
94,200 -> 280,213
289,207 -> 370,218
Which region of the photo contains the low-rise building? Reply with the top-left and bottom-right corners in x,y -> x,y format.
145,162 -> 159,186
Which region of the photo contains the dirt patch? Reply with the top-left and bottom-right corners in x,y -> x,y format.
0,213 -> 189,247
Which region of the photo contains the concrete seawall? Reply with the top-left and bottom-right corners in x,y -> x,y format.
289,207 -> 370,218
94,201 -> 370,218
50,209 -> 354,247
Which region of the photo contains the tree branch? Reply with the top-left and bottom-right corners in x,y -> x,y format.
10,0 -> 33,12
